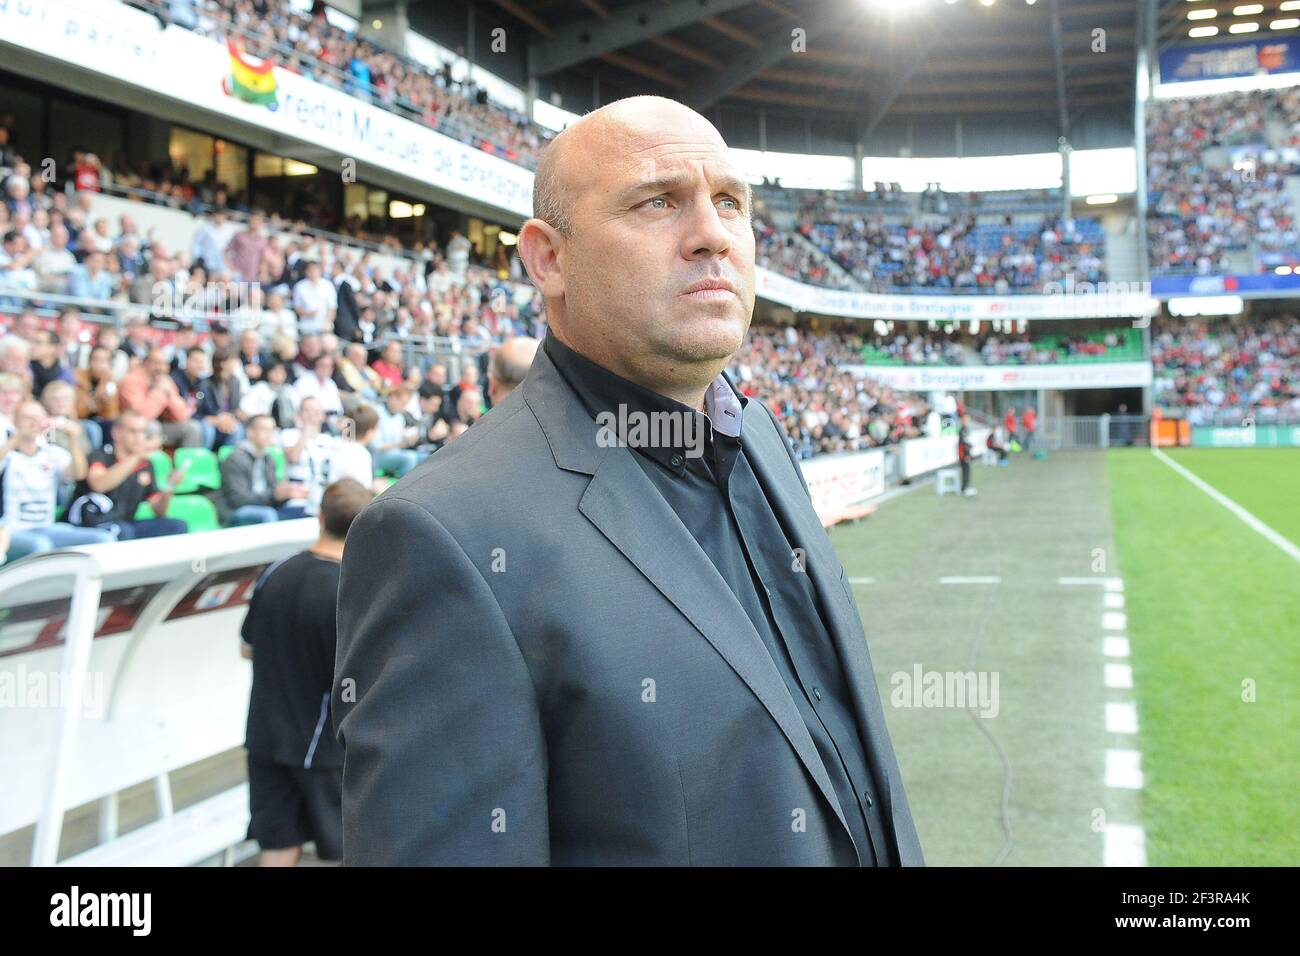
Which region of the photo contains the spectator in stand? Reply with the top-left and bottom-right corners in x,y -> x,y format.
191,207 -> 234,277
35,223 -> 76,293
369,339 -> 405,393
237,328 -> 269,385
337,341 -> 382,398
294,352 -> 344,417
198,349 -> 246,451
329,402 -> 384,496
118,347 -> 203,448
485,335 -> 539,406
414,381 -> 451,456
1,399 -> 110,560
446,229 -> 471,277
74,345 -> 121,447
280,397 -> 334,515
226,210 -> 269,286
39,380 -> 94,464
66,409 -> 189,541
292,259 -> 337,335
372,385 -> 419,478
240,358 -> 297,428
217,414 -> 312,525
29,329 -> 74,397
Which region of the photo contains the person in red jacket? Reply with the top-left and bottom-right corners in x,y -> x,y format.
1003,406 -> 1019,446
1022,406 -> 1037,454
958,414 -> 977,496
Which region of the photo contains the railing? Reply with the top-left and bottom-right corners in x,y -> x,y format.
1039,414 -> 1151,450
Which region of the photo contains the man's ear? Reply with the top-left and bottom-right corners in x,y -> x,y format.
517,218 -> 565,299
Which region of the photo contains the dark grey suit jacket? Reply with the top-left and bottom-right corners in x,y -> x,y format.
333,343 -> 925,865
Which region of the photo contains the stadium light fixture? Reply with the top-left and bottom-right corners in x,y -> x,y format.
1187,9 -> 1216,19
498,231 -> 519,246
1271,18 -> 1300,29
1085,194 -> 1118,205
371,18 -> 383,29
1188,25 -> 1219,36
979,0 -> 996,6
1274,265 -> 1293,275
1229,21 -> 1260,32
1282,1 -> 1300,11
1232,4 -> 1263,15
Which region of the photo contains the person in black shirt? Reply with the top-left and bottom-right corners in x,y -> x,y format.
240,477 -> 372,866
957,414 -> 977,497
67,409 -> 190,539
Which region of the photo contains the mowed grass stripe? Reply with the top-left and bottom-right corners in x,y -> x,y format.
1107,449 -> 1300,866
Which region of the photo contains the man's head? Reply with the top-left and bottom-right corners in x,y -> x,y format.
146,347 -> 171,379
386,385 -> 411,414
318,477 -> 372,543
184,348 -> 209,380
346,403 -> 379,445
11,399 -> 48,441
112,409 -> 151,455
487,336 -> 540,405
514,96 -> 756,404
245,413 -> 276,452
298,396 -> 325,429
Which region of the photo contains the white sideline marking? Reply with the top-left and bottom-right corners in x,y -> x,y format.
1058,576 -> 1124,588
1104,824 -> 1147,867
1106,749 -> 1145,789
1104,592 -> 1125,609
1103,611 -> 1127,631
1105,579 -> 1124,593
1153,448 -> 1300,562
1104,663 -> 1133,689
939,576 -> 1001,584
848,576 -> 875,585
1106,701 -> 1139,735
1103,636 -> 1131,658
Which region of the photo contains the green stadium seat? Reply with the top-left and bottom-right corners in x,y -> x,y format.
172,448 -> 221,494
267,445 -> 286,483
163,494 -> 221,532
149,451 -> 172,484
217,445 -> 236,462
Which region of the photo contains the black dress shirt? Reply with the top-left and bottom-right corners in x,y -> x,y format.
542,330 -> 898,866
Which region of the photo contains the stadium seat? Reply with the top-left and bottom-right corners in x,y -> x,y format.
172,449 -> 221,494
164,495 -> 221,532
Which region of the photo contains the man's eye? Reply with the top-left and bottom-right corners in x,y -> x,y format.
720,197 -> 740,211
647,197 -> 669,209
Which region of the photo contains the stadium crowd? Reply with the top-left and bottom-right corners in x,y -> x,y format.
1146,89 -> 1300,275
784,194 -> 1106,294
728,325 -> 932,459
134,0 -> 552,170
1151,315 -> 1300,425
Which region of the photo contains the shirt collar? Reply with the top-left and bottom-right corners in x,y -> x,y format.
542,329 -> 747,476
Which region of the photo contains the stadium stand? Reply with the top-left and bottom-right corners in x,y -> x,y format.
125,0 -> 552,170
1150,315 -> 1300,425
1146,89 -> 1300,276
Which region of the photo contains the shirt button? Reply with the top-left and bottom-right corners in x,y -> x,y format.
670,453 -> 683,467
863,791 -> 874,808
811,686 -> 823,702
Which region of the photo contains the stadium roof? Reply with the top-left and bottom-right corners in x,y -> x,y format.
419,0 -> 1146,155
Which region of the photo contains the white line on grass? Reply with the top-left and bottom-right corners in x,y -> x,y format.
1103,636 -> 1131,658
1104,663 -> 1133,689
1103,611 -> 1128,631
1105,749 -> 1145,789
939,576 -> 1001,584
1104,824 -> 1147,867
1104,592 -> 1125,609
1105,701 -> 1139,735
1058,576 -> 1124,588
848,577 -> 875,585
1153,448 -> 1300,562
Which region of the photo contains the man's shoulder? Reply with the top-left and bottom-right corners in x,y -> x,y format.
375,390 -> 549,519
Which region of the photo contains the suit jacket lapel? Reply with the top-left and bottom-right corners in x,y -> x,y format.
741,400 -> 905,831
577,447 -> 853,843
